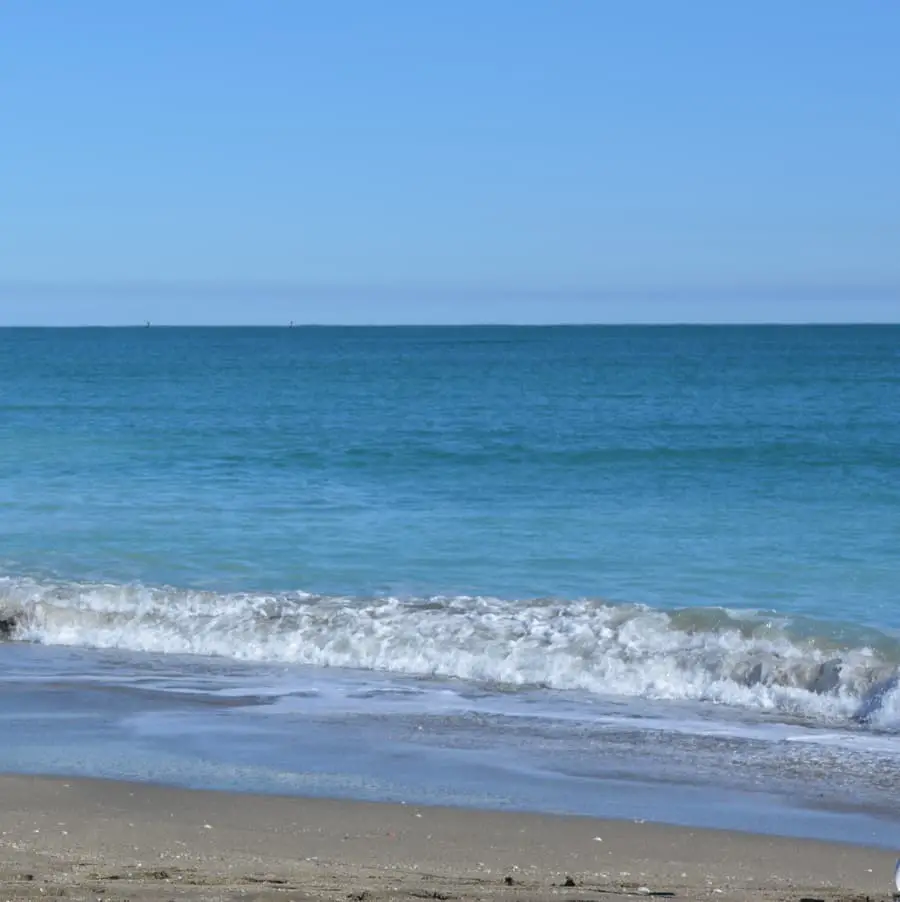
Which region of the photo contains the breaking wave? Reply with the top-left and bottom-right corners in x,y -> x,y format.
2,577 -> 898,730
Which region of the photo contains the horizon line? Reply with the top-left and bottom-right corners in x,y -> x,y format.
2,321 -> 899,329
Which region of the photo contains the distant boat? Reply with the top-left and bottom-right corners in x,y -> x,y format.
145,321 -> 151,328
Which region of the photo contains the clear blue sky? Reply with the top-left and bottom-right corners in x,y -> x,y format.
4,1 -> 899,324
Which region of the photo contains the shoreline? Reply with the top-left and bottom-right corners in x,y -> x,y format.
0,773 -> 896,902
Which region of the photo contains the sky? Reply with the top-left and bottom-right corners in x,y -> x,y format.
3,1 -> 900,325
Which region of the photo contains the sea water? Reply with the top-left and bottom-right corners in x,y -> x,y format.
1,324 -> 899,844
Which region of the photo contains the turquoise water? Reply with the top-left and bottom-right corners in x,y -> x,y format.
1,325 -> 899,841
3,325 -> 899,611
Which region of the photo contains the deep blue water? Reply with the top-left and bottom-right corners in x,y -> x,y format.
1,325 -> 899,843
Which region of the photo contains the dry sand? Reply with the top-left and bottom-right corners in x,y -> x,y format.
0,774 -> 895,902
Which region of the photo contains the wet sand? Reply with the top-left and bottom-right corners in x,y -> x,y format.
0,774 -> 895,902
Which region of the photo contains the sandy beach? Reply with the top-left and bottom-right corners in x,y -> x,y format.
0,775 -> 895,902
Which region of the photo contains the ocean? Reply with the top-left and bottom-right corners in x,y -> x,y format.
1,324 -> 899,844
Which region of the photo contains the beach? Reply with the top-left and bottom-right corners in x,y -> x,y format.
2,327 -> 900,891
4,0 -> 899,886
0,774 -> 894,902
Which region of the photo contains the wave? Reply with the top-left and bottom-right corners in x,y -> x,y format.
1,577 -> 898,730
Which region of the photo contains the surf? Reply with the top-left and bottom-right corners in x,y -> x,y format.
2,576 -> 898,732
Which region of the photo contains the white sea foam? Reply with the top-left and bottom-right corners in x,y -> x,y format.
2,577 -> 898,730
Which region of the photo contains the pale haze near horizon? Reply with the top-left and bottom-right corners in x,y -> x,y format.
4,2 -> 900,325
